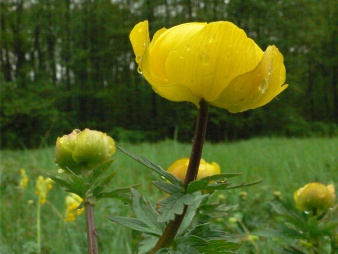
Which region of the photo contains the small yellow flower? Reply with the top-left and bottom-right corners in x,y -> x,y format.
294,183 -> 335,212
35,176 -> 54,204
130,21 -> 287,112
19,168 -> 29,189
64,193 -> 84,222
167,158 -> 220,182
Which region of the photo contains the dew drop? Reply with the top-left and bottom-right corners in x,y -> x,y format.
137,67 -> 142,74
259,79 -> 268,94
200,53 -> 209,65
185,44 -> 191,51
73,129 -> 81,134
136,55 -> 142,63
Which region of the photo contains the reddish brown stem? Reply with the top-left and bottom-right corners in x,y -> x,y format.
85,193 -> 98,254
150,100 -> 209,254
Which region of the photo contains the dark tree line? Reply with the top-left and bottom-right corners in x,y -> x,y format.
1,0 -> 337,149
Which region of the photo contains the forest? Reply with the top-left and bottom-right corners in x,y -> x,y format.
1,0 -> 337,149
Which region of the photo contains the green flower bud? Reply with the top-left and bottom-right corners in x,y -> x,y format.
55,129 -> 81,173
55,129 -> 116,174
294,182 -> 335,212
72,129 -> 116,167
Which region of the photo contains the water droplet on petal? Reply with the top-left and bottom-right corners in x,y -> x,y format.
185,44 -> 191,51
136,55 -> 142,63
259,79 -> 268,94
137,67 -> 142,74
200,53 -> 209,65
73,129 -> 81,134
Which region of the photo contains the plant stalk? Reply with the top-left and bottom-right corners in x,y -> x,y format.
150,99 -> 209,254
37,198 -> 41,254
85,191 -> 98,254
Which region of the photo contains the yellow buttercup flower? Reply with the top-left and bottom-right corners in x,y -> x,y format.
130,21 -> 288,112
167,158 -> 220,182
64,193 -> 84,222
35,176 -> 54,204
294,183 -> 335,212
19,168 -> 29,189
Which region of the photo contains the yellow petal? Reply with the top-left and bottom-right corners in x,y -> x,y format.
141,23 -> 206,105
129,21 -> 150,64
165,21 -> 263,101
211,46 -> 287,112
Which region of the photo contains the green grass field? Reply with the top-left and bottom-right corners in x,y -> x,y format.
1,137 -> 337,253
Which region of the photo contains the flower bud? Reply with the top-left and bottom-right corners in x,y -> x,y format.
55,129 -> 116,174
167,158 -> 220,182
294,182 -> 335,212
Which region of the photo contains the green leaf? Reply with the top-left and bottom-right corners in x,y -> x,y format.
177,193 -> 209,236
106,216 -> 161,236
186,223 -> 227,240
139,234 -> 159,254
157,193 -> 196,223
152,181 -> 184,194
131,188 -> 166,232
186,174 -> 263,194
175,235 -> 208,248
196,239 -> 241,253
97,185 -> 139,203
117,146 -> 183,186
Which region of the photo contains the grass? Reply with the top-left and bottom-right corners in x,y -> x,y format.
1,137 -> 337,253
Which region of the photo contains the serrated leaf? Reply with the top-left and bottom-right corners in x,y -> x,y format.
131,188 -> 165,232
117,146 -> 183,186
97,185 -> 139,203
175,235 -> 208,247
196,239 -> 241,253
177,193 -> 209,236
139,234 -> 159,254
152,181 -> 184,194
199,203 -> 237,218
90,159 -> 115,182
205,178 -> 263,192
157,193 -> 196,223
186,223 -> 227,240
106,216 -> 161,236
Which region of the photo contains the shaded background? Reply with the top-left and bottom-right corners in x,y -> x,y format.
1,0 -> 337,149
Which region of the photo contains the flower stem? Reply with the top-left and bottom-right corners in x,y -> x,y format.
150,99 -> 209,254
85,191 -> 98,254
37,199 -> 41,254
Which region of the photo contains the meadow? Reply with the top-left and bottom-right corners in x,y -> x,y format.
1,137 -> 337,254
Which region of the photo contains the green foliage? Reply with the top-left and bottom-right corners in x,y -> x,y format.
1,138 -> 337,253
1,0 -> 338,149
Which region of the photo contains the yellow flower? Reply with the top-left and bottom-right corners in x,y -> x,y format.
35,176 -> 54,204
19,168 -> 29,189
64,193 -> 84,222
130,21 -> 288,112
167,158 -> 220,182
55,129 -> 116,174
294,183 -> 335,212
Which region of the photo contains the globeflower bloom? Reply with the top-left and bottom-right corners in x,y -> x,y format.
64,193 -> 84,222
294,183 -> 335,212
35,176 -> 54,204
167,158 -> 220,182
55,129 -> 116,174
130,20 -> 287,112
